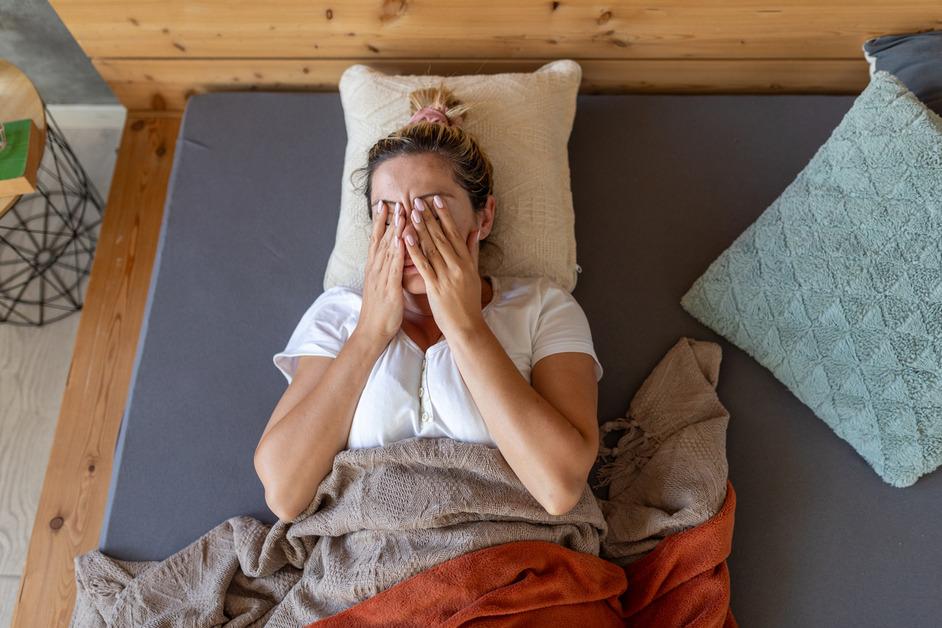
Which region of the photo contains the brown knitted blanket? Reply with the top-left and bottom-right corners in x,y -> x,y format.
69,337 -> 730,627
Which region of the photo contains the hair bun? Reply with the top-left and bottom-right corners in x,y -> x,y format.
408,105 -> 454,127
407,81 -> 471,129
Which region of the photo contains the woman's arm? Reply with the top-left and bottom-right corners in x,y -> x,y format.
399,195 -> 598,515
448,321 -> 599,516
255,328 -> 388,521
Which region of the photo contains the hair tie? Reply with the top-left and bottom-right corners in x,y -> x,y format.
408,105 -> 453,127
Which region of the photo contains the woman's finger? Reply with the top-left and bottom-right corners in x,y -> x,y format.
370,200 -> 386,247
408,199 -> 443,276
383,202 -> 400,255
414,197 -> 462,269
367,200 -> 388,270
427,195 -> 469,262
375,202 -> 394,261
404,209 -> 437,282
467,227 -> 480,268
374,202 -> 393,279
409,199 -> 449,276
387,203 -> 405,290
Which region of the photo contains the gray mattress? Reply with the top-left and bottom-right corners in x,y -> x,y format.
99,90 -> 942,627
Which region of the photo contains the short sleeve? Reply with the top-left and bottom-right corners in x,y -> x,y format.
531,279 -> 604,382
272,287 -> 360,384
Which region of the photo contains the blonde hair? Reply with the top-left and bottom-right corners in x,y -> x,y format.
350,82 -> 502,264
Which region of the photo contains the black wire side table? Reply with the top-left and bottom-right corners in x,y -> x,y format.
1,75 -> 105,326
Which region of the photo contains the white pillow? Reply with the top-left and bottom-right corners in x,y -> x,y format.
323,59 -> 584,293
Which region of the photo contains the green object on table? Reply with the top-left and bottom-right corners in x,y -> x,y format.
0,118 -> 35,181
681,71 -> 942,488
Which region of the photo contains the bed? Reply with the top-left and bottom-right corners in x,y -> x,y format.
94,90 -> 942,626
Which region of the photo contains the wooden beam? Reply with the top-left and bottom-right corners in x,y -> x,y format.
11,114 -> 181,628
47,0 -> 942,60
94,57 -> 871,111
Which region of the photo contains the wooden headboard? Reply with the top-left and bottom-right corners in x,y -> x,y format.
48,0 -> 942,112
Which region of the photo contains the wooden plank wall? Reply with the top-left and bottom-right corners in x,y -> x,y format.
49,0 -> 942,111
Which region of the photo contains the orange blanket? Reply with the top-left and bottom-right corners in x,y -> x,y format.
306,481 -> 737,627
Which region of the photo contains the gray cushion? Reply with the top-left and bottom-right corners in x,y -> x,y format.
681,71 -> 942,488
99,89 -> 942,627
864,29 -> 942,115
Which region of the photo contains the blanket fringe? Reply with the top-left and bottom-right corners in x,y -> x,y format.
592,416 -> 661,490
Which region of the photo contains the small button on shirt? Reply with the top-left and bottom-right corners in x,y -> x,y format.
273,275 -> 603,450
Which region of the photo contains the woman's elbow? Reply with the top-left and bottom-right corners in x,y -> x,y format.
543,494 -> 580,517
254,448 -> 274,495
540,481 -> 583,517
255,453 -> 298,520
259,474 -> 304,521
544,441 -> 596,515
266,492 -> 302,522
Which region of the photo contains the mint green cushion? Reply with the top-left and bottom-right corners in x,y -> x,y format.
681,71 -> 942,488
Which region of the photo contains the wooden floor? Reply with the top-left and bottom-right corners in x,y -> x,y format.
0,113 -> 125,624
11,113 -> 181,627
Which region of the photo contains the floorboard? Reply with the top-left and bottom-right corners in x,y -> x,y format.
10,113 -> 181,628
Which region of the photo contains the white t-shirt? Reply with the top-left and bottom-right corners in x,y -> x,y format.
272,275 -> 603,449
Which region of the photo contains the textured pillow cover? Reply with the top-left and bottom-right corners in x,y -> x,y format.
863,30 -> 942,116
680,71 -> 942,488
324,59 -> 583,293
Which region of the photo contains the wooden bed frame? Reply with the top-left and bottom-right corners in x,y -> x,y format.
13,2 -> 941,625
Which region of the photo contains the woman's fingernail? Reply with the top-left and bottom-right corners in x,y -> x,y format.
433,195 -> 444,208
405,233 -> 415,246
413,197 -> 422,210
411,208 -> 421,224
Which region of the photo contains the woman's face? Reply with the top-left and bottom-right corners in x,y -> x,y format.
369,153 -> 494,292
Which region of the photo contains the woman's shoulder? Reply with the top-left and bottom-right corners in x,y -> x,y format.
494,275 -> 566,304
316,284 -> 363,303
302,284 -> 362,319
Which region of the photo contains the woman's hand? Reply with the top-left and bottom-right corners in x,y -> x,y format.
404,195 -> 484,339
357,200 -> 406,342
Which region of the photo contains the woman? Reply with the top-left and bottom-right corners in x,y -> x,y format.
254,84 -> 603,521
